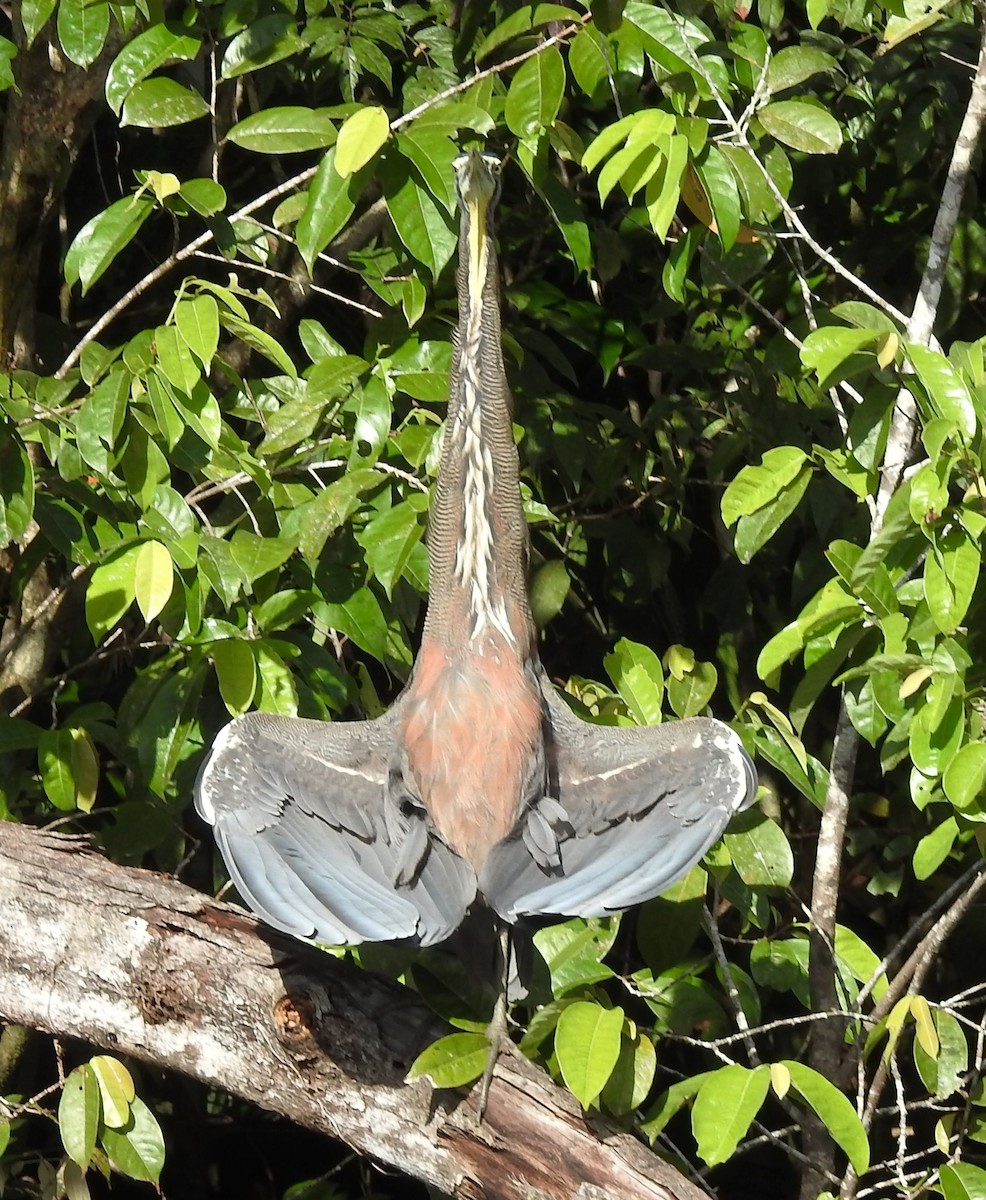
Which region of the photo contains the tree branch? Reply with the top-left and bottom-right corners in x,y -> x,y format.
0,822 -> 703,1200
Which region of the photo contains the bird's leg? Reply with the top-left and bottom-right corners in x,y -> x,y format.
476,923 -> 511,1119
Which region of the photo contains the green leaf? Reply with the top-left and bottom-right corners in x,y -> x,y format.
212,639 -> 257,716
406,1032 -> 490,1088
100,1095 -> 165,1184
297,148 -> 363,271
175,296 -> 220,367
0,716 -> 42,752
600,1029 -> 657,1115
220,14 -> 304,79
939,1162 -> 986,1200
226,107 -> 337,154
57,0 -> 109,67
666,660 -> 717,718
530,559 -> 571,627
133,541 -> 174,622
21,0 -> 58,47
296,468 -> 383,560
38,728 -> 76,811
396,130 -> 459,213
382,162 -> 456,278
909,343 -> 977,439
734,467 -> 811,563
925,526 -> 980,633
505,45 -> 566,139
335,106 -> 390,177
914,1008 -> 968,1099
691,1065 -> 770,1166
766,46 -> 838,93
105,24 -> 201,114
90,1056 -> 135,1129
723,809 -> 794,887
784,1062 -> 868,1175
475,4 -> 580,61
913,816 -> 958,879
943,742 -> 986,812
221,312 -> 298,377
86,545 -> 141,642
910,697 -> 963,777
604,638 -> 664,724
722,446 -> 808,527
800,327 -> 879,386
71,727 -> 100,814
555,1002 -> 625,1107
358,501 -> 425,598
758,100 -> 842,154
65,197 -> 155,295
59,1065 -> 101,1169
694,146 -> 742,252
121,78 -> 210,128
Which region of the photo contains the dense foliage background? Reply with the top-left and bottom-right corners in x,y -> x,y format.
2,0 -> 986,1196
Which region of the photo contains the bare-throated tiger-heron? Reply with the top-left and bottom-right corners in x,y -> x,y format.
195,150 -> 757,949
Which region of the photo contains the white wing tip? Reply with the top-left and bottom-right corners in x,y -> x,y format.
194,719 -> 244,824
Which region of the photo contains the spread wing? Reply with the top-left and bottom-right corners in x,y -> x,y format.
194,710 -> 477,947
480,686 -> 757,923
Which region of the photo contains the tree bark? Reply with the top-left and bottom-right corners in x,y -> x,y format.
0,821 -> 704,1200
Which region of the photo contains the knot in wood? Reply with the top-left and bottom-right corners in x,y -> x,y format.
273,992 -> 319,1058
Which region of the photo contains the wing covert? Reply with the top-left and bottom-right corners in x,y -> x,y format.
195,710 -> 477,947
481,685 -> 757,922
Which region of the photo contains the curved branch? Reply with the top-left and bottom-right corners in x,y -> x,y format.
0,821 -> 702,1200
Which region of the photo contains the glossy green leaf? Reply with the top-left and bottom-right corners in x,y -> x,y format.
105,24 -> 201,114
766,45 -> 837,93
121,78 -> 210,128
800,327 -> 879,386
226,107 -> 337,153
100,1095 -> 165,1183
133,541 -> 174,622
783,1061 -> 869,1175
555,1002 -> 625,1107
925,526 -> 980,633
505,45 -> 566,138
382,163 -> 456,278
396,129 -> 459,213
758,100 -> 842,153
909,344 -> 977,439
604,638 -> 664,724
212,639 -> 257,716
914,1008 -> 968,1099
734,466 -> 811,563
71,727 -> 100,813
90,1056 -> 135,1129
358,501 -> 425,598
724,809 -> 793,887
943,742 -> 986,812
64,196 -> 155,294
722,446 -> 808,526
59,1065 -> 101,1169
406,1032 -> 490,1088
175,296 -> 220,367
335,106 -> 390,177
691,1065 -> 770,1166
940,1162 -> 986,1200
220,15 -> 304,79
21,0 -> 57,46
57,0 -> 109,67
38,729 -> 76,811
694,147 -> 742,252
475,4 -> 580,61
86,545 -> 141,641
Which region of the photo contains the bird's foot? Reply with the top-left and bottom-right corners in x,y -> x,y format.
476,983 -> 509,1120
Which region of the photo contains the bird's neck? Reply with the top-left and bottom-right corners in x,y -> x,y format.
421,216 -> 535,659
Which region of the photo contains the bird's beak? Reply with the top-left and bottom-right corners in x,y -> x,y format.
453,150 -> 500,303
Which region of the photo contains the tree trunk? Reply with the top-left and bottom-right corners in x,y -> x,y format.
0,821 -> 705,1200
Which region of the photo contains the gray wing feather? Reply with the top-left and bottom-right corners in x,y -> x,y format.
481,686 -> 757,923
195,710 -> 477,946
